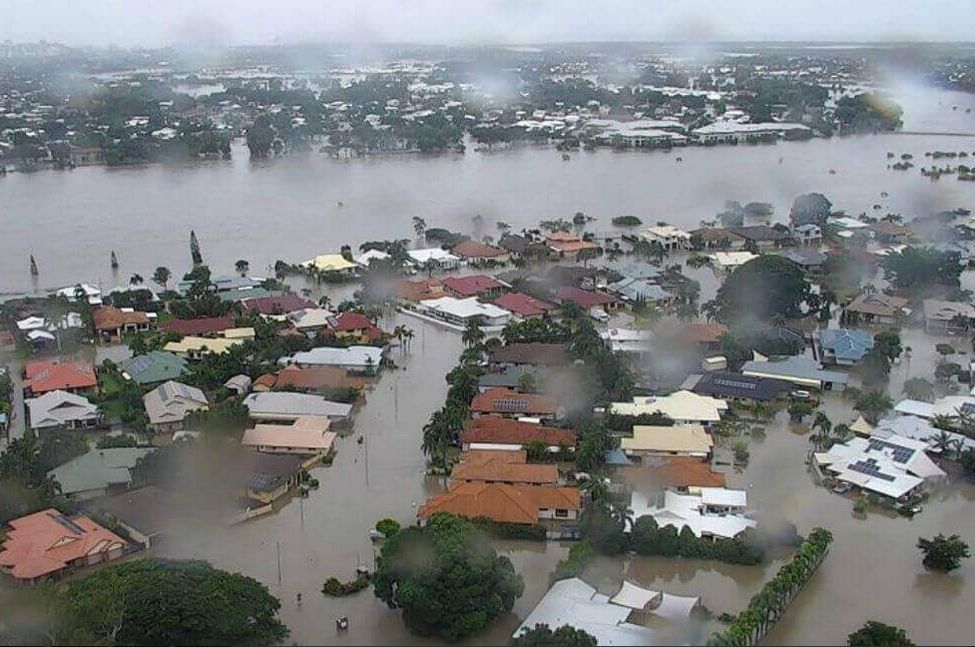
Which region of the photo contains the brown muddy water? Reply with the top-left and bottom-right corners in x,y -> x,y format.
1,87 -> 975,295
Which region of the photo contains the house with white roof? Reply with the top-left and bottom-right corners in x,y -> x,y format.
416,296 -> 511,328
630,488 -> 756,540
709,251 -> 757,270
874,415 -> 975,453
814,433 -> 945,501
407,248 -> 461,270
514,578 -> 698,646
354,248 -> 391,267
26,390 -> 101,431
600,328 -> 654,354
283,345 -> 384,374
620,425 -> 714,459
893,394 -> 975,422
641,225 -> 691,250
609,390 -> 728,426
243,392 -> 352,422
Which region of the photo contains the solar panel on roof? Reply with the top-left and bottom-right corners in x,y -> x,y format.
494,398 -> 528,411
849,460 -> 896,482
713,378 -> 757,391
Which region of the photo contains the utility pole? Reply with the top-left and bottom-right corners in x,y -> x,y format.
364,436 -> 370,488
276,541 -> 282,584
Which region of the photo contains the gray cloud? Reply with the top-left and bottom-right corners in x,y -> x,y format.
2,0 -> 972,46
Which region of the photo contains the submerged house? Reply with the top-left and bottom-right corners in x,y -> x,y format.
817,328 -> 873,366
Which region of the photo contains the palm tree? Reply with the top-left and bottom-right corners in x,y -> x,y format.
235,259 -> 249,276
461,319 -> 485,348
422,407 -> 460,479
580,476 -> 609,503
129,273 -> 144,286
854,390 -> 893,424
933,430 -> 956,457
609,502 -> 634,530
402,327 -> 415,351
412,216 -> 426,241
152,266 -> 171,290
932,413 -> 955,431
318,295 -> 332,310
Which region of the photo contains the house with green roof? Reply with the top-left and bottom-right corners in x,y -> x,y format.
47,447 -> 155,500
120,351 -> 189,386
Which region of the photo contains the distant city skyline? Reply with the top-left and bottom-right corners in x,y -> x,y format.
2,0 -> 973,48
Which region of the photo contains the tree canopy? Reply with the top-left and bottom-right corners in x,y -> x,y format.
513,624 -> 598,647
847,621 -> 915,646
917,534 -> 970,572
881,247 -> 962,290
790,193 -> 832,228
56,558 -> 288,646
711,255 -> 812,323
373,513 -> 524,640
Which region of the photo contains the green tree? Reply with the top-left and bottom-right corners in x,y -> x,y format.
861,347 -> 892,386
151,266 -> 171,290
513,624 -> 597,647
412,216 -> 427,240
790,193 -> 832,228
712,255 -> 812,323
917,534 -> 970,572
246,113 -> 276,158
854,390 -> 893,424
373,513 -> 524,640
235,259 -> 249,276
847,621 -> 914,646
422,406 -> 463,475
57,558 -> 288,646
375,518 -> 401,538
873,331 -> 902,361
462,319 -> 485,348
882,247 -> 962,290
903,377 -> 935,402
788,400 -> 814,423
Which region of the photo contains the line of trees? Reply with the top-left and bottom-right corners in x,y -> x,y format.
708,527 -> 833,646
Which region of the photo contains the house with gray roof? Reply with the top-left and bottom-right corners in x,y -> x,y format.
243,392 -> 352,422
48,447 -> 155,500
782,248 -> 828,270
607,277 -> 672,305
818,328 -> 874,365
283,345 -> 384,374
143,381 -> 209,432
120,351 -> 189,386
741,356 -> 848,391
26,390 -> 101,431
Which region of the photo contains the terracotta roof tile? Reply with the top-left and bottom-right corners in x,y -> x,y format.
470,388 -> 558,416
462,416 -> 575,447
418,482 -> 579,524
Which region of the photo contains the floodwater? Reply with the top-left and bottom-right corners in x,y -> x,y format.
2,85 -> 975,645
2,89 -> 975,294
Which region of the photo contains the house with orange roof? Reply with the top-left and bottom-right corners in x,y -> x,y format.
470,388 -> 560,421
0,509 -> 128,584
451,451 -> 560,486
325,312 -> 385,343
396,278 -> 446,303
546,231 -> 597,258
418,482 -> 580,532
23,360 -> 98,397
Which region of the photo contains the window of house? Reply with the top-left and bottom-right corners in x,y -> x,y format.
555,509 -> 568,518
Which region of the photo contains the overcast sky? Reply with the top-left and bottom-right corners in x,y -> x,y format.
3,0 -> 973,47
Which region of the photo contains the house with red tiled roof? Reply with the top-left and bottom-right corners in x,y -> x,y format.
461,416 -> 576,451
441,275 -> 506,299
554,286 -> 619,313
325,312 -> 385,343
451,240 -> 510,264
0,509 -> 127,584
242,294 -> 315,316
470,388 -> 560,420
160,316 -> 237,337
92,306 -> 153,342
23,360 -> 98,397
418,482 -> 580,530
494,292 -> 555,319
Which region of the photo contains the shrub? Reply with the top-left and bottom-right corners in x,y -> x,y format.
376,518 -> 401,538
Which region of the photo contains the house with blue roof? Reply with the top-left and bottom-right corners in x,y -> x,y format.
817,328 -> 873,366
